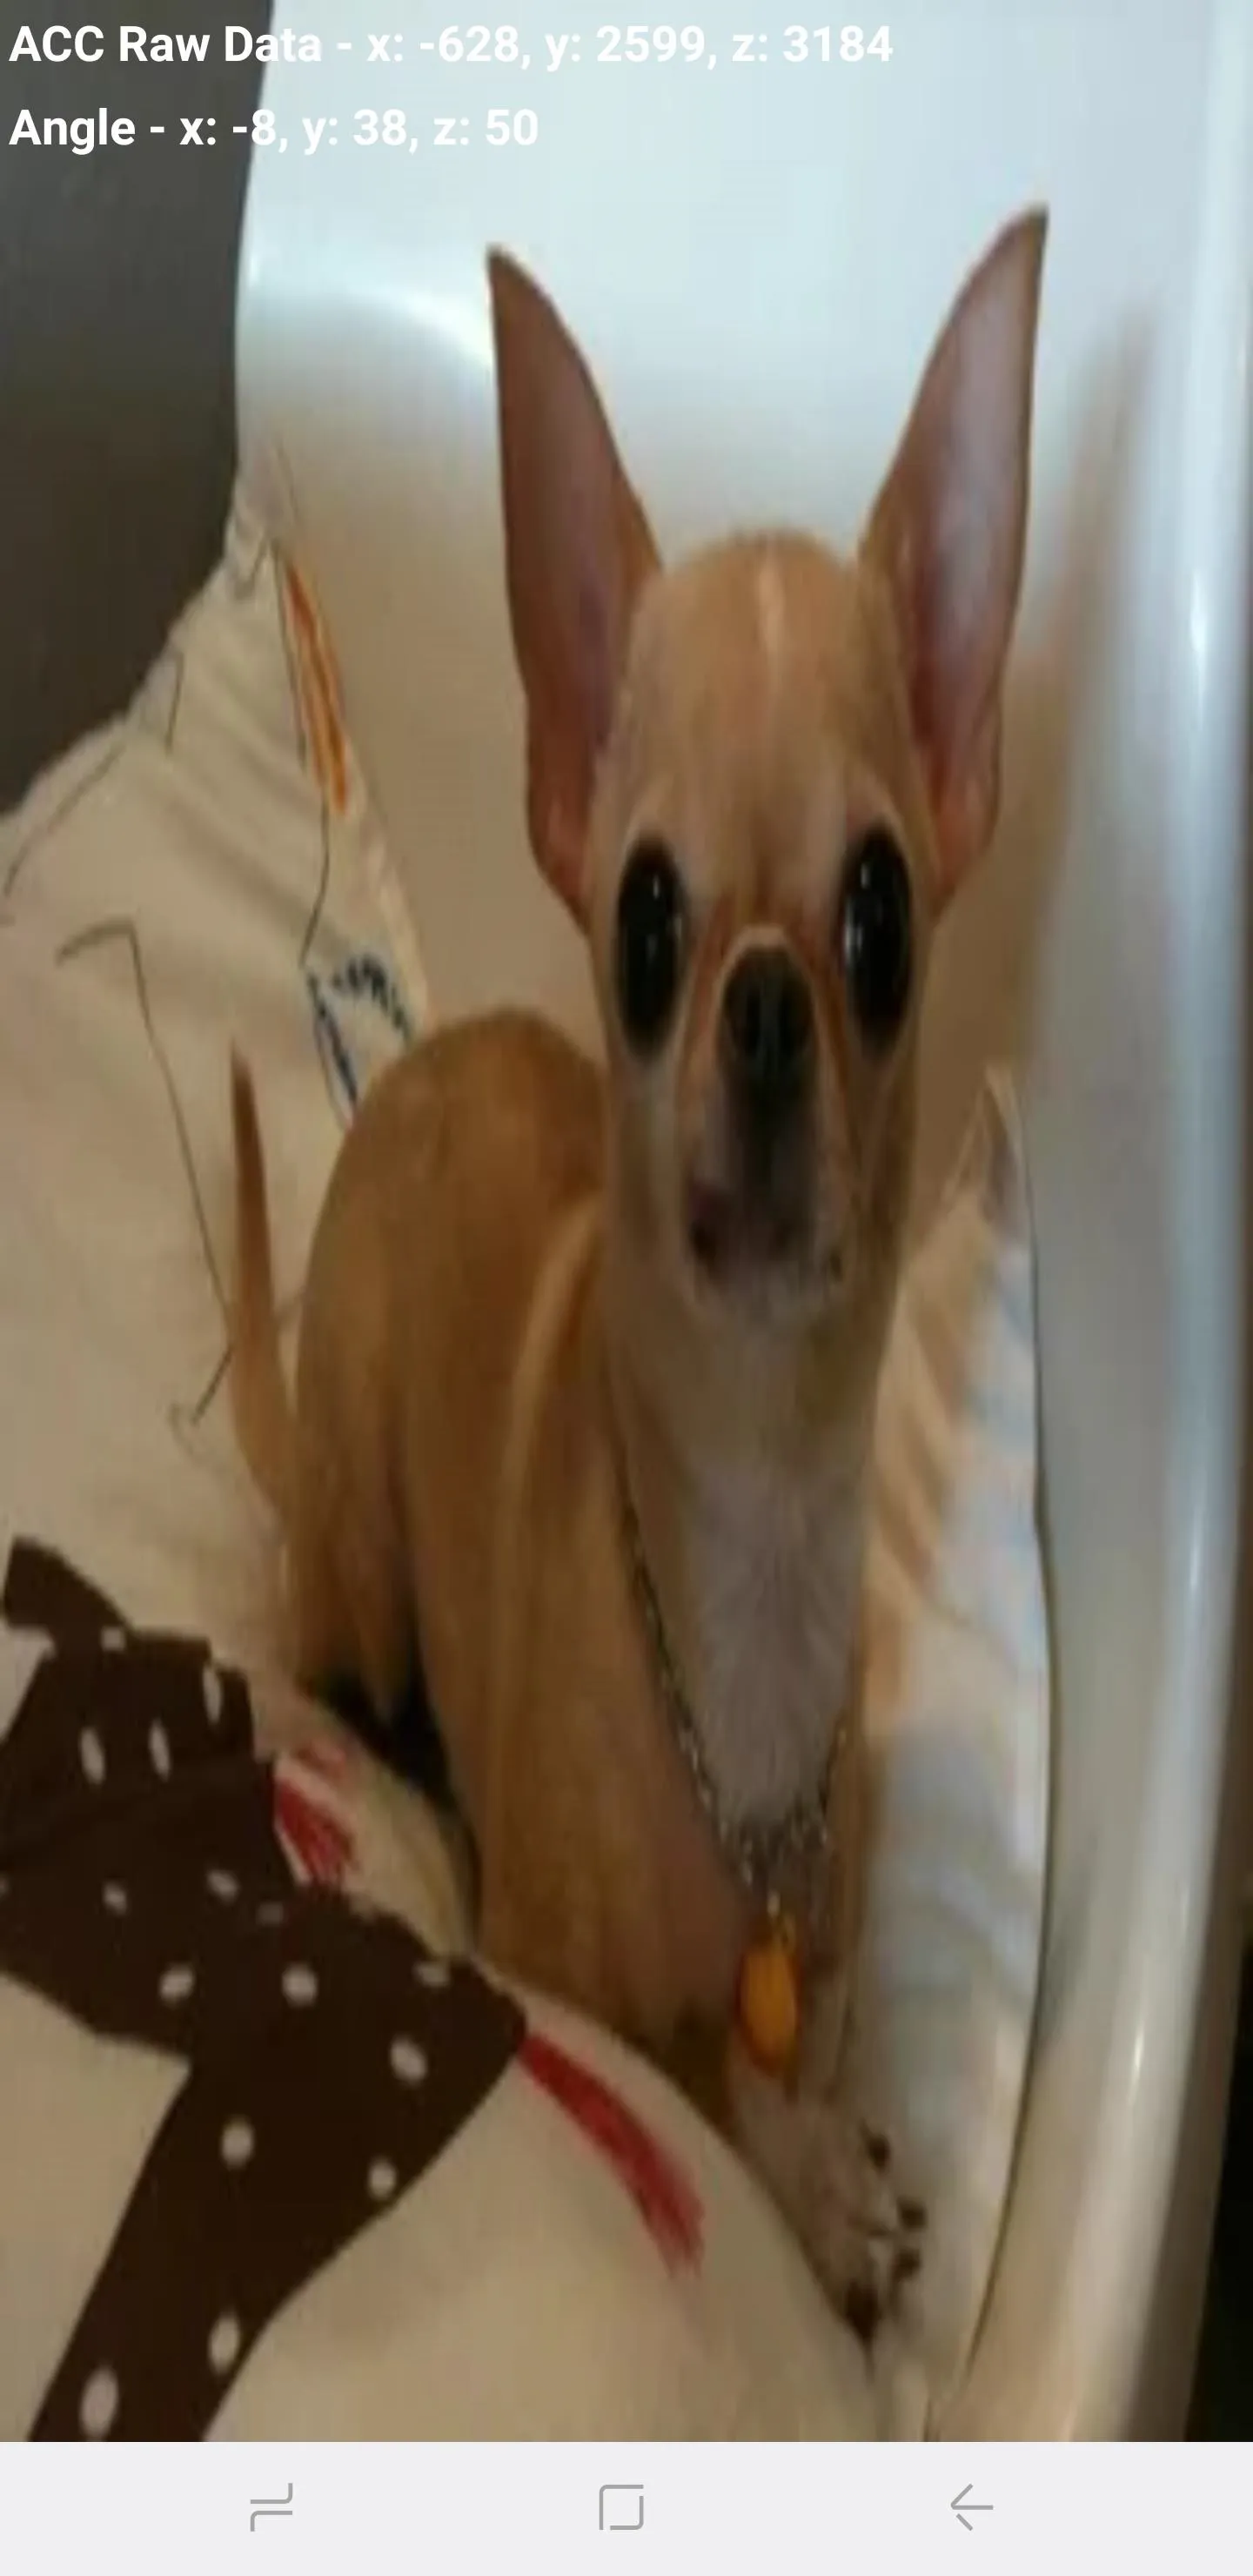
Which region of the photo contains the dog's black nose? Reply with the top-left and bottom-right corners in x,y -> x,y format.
720,948 -> 814,1115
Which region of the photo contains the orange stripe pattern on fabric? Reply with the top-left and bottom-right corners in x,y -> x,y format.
280,554 -> 349,818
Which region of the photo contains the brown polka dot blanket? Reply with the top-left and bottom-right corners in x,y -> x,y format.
0,1538 -> 876,2440
0,481 -> 1049,2439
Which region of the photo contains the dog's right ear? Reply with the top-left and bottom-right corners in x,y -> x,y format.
488,251 -> 660,923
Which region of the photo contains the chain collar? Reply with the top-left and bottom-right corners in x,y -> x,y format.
617,1452 -> 841,1929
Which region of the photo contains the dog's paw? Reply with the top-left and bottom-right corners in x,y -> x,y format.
729,2043 -> 926,2347
807,2114 -> 928,2346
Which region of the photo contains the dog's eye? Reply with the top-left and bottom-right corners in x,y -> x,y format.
615,838 -> 687,1053
839,827 -> 912,1047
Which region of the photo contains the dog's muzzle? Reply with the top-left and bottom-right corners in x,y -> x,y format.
687,943 -> 818,1282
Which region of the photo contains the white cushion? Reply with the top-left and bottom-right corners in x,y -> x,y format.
0,490 -> 425,1667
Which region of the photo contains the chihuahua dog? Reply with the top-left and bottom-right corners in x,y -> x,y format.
231,210 -> 1046,2334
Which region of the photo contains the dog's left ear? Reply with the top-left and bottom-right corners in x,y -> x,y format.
861,208 -> 1047,906
487,250 -> 660,923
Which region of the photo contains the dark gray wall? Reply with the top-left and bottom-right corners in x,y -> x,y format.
0,3 -> 271,806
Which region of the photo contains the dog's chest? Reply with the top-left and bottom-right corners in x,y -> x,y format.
681,1463 -> 865,1829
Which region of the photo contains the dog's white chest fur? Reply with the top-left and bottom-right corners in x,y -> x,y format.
682,1454 -> 865,1828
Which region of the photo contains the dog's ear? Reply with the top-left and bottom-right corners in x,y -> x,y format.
861,208 -> 1047,906
487,251 -> 660,923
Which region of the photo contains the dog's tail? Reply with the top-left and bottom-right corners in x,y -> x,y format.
229,1050 -> 297,1526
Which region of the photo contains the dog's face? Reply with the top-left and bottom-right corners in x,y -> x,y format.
585,532 -> 935,1331
489,216 -> 1045,1338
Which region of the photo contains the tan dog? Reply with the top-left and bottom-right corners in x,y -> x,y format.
231,210 -> 1046,2334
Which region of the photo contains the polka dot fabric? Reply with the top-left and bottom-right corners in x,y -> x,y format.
0,1540 -> 524,2440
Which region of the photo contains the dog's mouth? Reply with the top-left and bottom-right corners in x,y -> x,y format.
683,1158 -> 846,1306
686,1177 -> 803,1275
